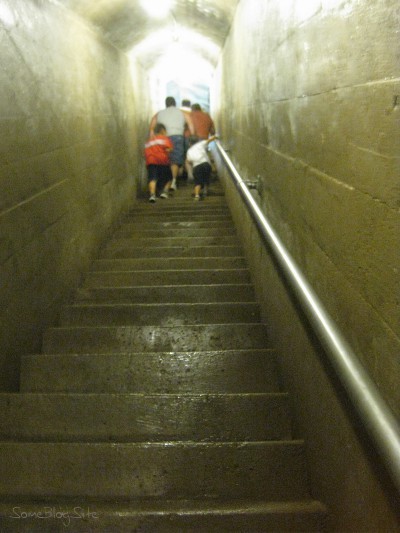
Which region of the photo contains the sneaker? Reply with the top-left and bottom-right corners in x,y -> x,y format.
149,195 -> 156,203
160,192 -> 169,199
170,180 -> 177,191
194,195 -> 200,201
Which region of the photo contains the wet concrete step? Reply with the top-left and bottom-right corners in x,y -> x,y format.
60,302 -> 261,327
75,284 -> 255,304
103,236 -> 240,247
42,324 -> 270,355
169,188 -> 225,196
100,244 -> 244,259
0,441 -> 309,500
129,204 -> 229,214
106,228 -> 237,239
83,269 -> 252,287
148,187 -> 225,198
21,349 -> 279,393
0,499 -> 327,532
124,212 -> 233,222
125,213 -> 231,223
0,393 -> 291,442
91,257 -> 246,272
116,219 -> 235,232
154,195 -> 226,203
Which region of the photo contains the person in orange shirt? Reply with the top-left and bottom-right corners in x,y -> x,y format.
144,123 -> 173,202
185,104 -> 216,180
190,104 -> 215,140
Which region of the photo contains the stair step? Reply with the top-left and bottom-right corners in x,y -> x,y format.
91,257 -> 246,271
103,236 -> 240,247
42,324 -> 270,354
0,393 -> 291,442
21,349 -> 280,393
126,210 -> 230,219
131,201 -> 229,209
0,441 -> 309,500
116,219 -> 235,231
60,302 -> 261,327
83,269 -> 251,287
126,210 -> 231,220
100,244 -> 244,259
75,284 -> 255,303
0,499 -> 327,532
106,228 -> 237,238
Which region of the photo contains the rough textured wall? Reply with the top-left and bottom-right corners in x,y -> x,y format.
0,0 -> 149,391
214,0 -> 399,530
216,0 -> 399,409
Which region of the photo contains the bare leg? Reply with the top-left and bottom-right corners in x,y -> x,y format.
148,179 -> 157,202
186,159 -> 194,180
170,164 -> 179,190
149,180 -> 156,196
194,184 -> 201,200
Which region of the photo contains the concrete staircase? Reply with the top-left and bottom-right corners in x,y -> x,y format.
0,180 -> 327,531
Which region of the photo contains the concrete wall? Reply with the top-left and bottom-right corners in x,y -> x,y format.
0,0 -> 149,391
214,0 -> 399,530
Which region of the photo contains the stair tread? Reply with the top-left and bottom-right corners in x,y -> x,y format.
60,302 -> 261,326
108,228 -> 237,235
0,441 -> 311,500
0,392 -> 292,442
20,349 -> 280,393
83,269 -> 252,287
117,221 -> 235,228
100,250 -> 245,259
24,347 -> 274,356
0,498 -> 327,511
0,438 -> 304,446
100,238 -> 241,247
0,391 -> 287,398
46,322 -> 265,329
91,257 -> 247,270
86,268 -> 250,273
64,302 -> 258,308
42,323 -> 270,355
0,500 -> 326,532
75,284 -> 255,303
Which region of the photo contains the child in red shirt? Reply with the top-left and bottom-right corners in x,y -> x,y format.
144,123 -> 173,202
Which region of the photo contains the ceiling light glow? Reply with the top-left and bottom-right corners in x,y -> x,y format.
0,4 -> 16,27
140,0 -> 174,19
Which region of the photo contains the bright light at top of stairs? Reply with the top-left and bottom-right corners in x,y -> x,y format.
140,0 -> 175,18
0,4 -> 16,28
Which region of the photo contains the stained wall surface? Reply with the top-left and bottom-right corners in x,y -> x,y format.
214,0 -> 399,530
0,0 -> 150,391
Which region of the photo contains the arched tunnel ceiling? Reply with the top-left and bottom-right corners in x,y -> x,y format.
55,0 -> 239,68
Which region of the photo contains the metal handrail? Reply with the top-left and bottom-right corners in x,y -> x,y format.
214,140 -> 400,493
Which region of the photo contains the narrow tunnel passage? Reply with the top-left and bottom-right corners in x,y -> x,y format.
0,0 -> 399,531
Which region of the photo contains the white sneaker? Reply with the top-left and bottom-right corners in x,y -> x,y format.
149,195 -> 156,203
194,195 -> 200,201
160,192 -> 168,199
170,180 -> 177,191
